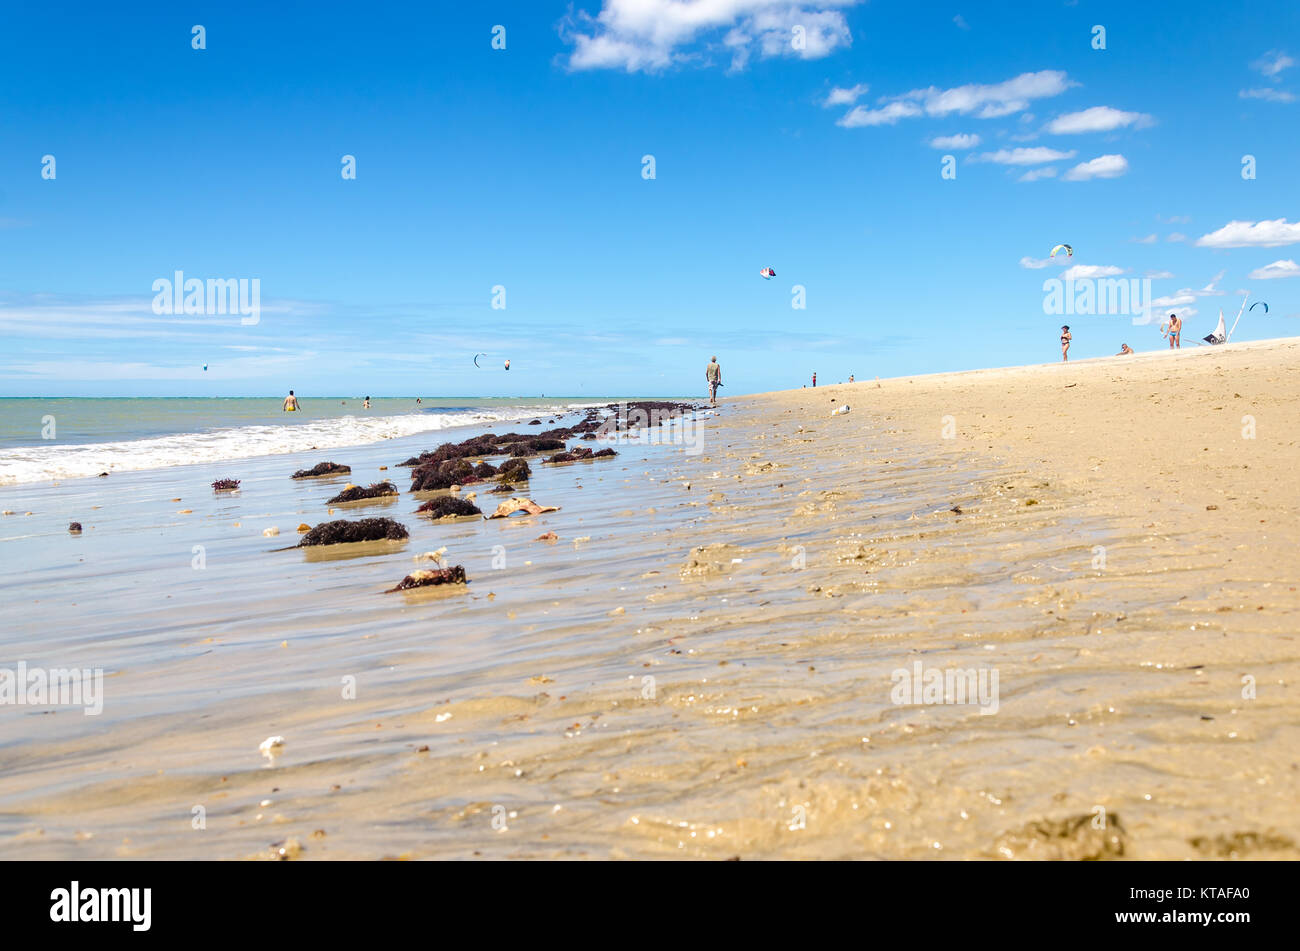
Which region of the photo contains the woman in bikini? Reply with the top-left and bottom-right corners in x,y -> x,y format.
1060,325 -> 1071,362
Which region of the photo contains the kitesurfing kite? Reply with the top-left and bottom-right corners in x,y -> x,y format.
473,352 -> 487,368
1250,301 -> 1269,314
759,267 -> 776,280
1050,244 -> 1073,259
202,364 -> 208,371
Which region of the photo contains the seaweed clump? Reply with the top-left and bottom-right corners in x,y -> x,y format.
496,458 -> 531,482
416,497 -> 482,519
292,462 -> 351,479
544,447 -> 617,464
385,565 -> 468,592
327,481 -> 398,504
410,458 -> 476,491
296,518 -> 408,547
212,478 -> 241,491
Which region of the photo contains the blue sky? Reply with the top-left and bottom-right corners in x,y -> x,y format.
1,0 -> 1297,397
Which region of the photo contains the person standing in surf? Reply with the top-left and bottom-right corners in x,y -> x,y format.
283,390 -> 301,412
706,356 -> 722,407
1162,313 -> 1182,349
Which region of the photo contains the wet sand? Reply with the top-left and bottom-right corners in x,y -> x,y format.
2,340 -> 1298,860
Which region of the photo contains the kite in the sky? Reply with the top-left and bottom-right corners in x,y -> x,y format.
1050,244 -> 1073,259
473,352 -> 487,368
504,359 -> 510,371
1250,301 -> 1268,314
759,266 -> 776,280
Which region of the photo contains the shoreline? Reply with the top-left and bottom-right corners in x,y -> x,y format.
2,341 -> 1298,858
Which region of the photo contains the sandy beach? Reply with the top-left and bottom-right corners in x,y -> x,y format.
2,338 -> 1298,860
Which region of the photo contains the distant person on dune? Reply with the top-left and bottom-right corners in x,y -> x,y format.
1117,343 -> 1134,355
283,390 -> 300,412
812,372 -> 817,388
706,356 -> 722,407
1060,326 -> 1071,362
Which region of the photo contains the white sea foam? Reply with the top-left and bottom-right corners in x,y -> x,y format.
0,408 -> 576,485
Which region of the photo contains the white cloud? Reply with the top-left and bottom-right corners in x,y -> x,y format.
1062,264 -> 1125,280
928,133 -> 980,149
1131,234 -> 1158,244
1020,256 -> 1053,269
974,146 -> 1075,165
1195,218 -> 1300,248
824,83 -> 868,106
1252,50 -> 1295,78
1167,232 -> 1188,242
837,69 -> 1074,127
1146,270 -> 1174,279
1249,259 -> 1300,279
1239,87 -> 1296,103
1062,153 -> 1129,180
564,0 -> 862,72
839,100 -> 923,127
1045,106 -> 1153,134
1017,167 -> 1057,182
953,14 -> 970,30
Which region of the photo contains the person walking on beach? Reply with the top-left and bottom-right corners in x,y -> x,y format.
1060,326 -> 1071,362
812,372 -> 817,387
283,390 -> 300,412
1162,313 -> 1182,349
705,356 -> 722,407
849,374 -> 855,383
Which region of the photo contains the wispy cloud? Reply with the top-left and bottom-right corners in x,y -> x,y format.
1061,264 -> 1125,280
928,133 -> 980,149
1017,167 -> 1057,182
563,0 -> 862,72
1195,218 -> 1300,248
1045,106 -> 1153,134
823,83 -> 868,107
837,69 -> 1074,127
973,146 -> 1075,165
1248,259 -> 1300,280
1239,87 -> 1296,103
1252,50 -> 1294,79
1062,153 -> 1128,181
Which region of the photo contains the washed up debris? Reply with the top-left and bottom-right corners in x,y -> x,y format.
327,481 -> 398,504
296,518 -> 409,546
259,735 -> 285,758
414,547 -> 448,563
263,526 -> 280,537
68,522 -> 83,534
292,462 -> 351,479
535,532 -> 558,542
831,404 -> 850,416
297,523 -> 311,532
544,447 -> 617,464
212,478 -> 241,491
416,497 -> 482,519
410,458 -> 475,491
497,458 -> 531,482
487,497 -> 559,519
386,565 -> 468,592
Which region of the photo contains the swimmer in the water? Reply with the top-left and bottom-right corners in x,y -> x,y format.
283,390 -> 300,412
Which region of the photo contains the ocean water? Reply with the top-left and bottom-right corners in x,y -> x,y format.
0,397 -> 622,484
